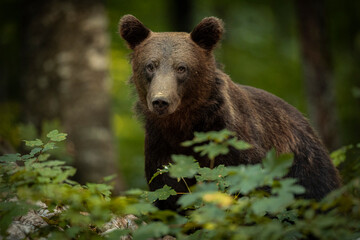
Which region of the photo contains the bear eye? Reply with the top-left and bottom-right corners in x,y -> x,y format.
146,63 -> 155,73
177,66 -> 186,74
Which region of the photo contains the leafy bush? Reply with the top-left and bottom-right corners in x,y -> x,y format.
1,130 -> 360,240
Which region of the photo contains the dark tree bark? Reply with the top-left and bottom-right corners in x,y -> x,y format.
22,0 -> 123,191
295,0 -> 339,150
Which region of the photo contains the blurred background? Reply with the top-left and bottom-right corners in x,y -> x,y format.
0,0 -> 359,191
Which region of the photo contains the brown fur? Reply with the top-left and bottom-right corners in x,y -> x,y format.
119,15 -> 341,210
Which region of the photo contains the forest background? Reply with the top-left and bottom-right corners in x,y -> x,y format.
0,0 -> 359,191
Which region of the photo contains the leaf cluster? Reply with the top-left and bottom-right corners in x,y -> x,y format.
1,130 -> 360,240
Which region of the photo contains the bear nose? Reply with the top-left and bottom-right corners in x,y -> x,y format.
152,97 -> 169,111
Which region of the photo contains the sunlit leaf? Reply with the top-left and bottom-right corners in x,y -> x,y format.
24,139 -> 43,147
149,165 -> 169,184
227,138 -> 252,150
202,192 -> 234,208
46,130 -> 67,142
178,183 -> 218,208
330,145 -> 353,167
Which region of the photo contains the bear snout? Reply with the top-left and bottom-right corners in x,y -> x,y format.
152,97 -> 169,114
147,93 -> 181,116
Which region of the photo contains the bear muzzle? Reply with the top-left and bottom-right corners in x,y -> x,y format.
146,74 -> 181,116
147,93 -> 180,116
152,97 -> 169,114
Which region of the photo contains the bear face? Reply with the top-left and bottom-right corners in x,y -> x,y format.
119,15 -> 224,117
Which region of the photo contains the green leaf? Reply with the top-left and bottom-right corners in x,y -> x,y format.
103,174 -> 117,182
38,160 -> 66,167
272,178 -> 305,196
262,149 -> 293,179
124,188 -> 144,196
54,168 -> 77,183
21,154 -> 33,160
194,142 -> 229,159
46,129 -> 67,142
43,142 -> 56,152
124,202 -> 157,215
227,164 -> 266,194
38,153 -> 50,162
29,147 -> 42,156
182,129 -> 234,147
86,183 -> 113,198
65,226 -> 82,238
169,155 -> 199,179
147,185 -> 177,202
276,209 -> 298,223
251,195 -> 291,216
36,167 -> 60,178
149,165 -> 170,184
178,183 -> 219,208
227,138 -> 252,150
251,178 -> 304,215
0,153 -> 21,162
196,166 -> 230,191
24,139 -> 43,147
65,179 -> 78,185
132,222 -> 170,240
37,176 -> 51,183
330,145 -> 353,167
196,165 -> 228,182
209,129 -> 234,142
190,204 -> 226,224
104,229 -> 131,240
187,230 -> 211,240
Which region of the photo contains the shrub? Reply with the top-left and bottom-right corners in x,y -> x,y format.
1,130 -> 359,240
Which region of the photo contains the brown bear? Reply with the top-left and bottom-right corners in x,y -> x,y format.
119,15 -> 341,210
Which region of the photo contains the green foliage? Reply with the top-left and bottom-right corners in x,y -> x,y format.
1,130 -> 360,239
332,144 -> 360,184
0,130 -> 138,239
132,222 -> 170,240
182,129 -> 251,168
168,155 -> 200,180
182,129 -> 251,159
145,185 -> 177,203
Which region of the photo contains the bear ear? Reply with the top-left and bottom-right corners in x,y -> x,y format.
190,17 -> 224,51
119,15 -> 151,50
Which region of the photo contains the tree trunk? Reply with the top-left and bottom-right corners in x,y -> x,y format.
295,0 -> 339,150
22,0 -> 123,191
169,0 -> 192,32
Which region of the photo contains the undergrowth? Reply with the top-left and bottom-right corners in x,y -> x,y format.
0,130 -> 359,240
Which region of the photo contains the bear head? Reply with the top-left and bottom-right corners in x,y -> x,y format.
119,15 -> 224,117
